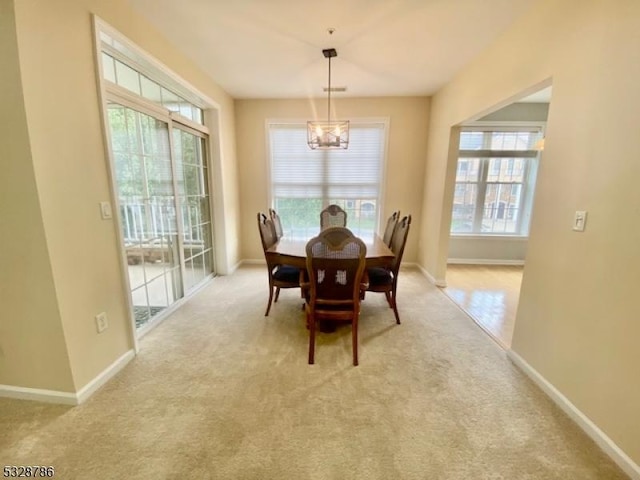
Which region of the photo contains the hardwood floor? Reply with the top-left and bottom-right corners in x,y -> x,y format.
442,264 -> 523,349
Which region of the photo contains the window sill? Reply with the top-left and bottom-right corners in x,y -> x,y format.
450,234 -> 529,241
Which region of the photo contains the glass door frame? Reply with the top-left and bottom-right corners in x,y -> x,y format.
102,85 -> 216,340
171,123 -> 215,295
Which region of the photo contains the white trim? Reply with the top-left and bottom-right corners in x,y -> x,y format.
75,350 -> 135,404
0,349 -> 135,406
104,83 -> 171,121
0,385 -> 78,405
93,16 -> 218,110
450,234 -> 528,241
170,111 -> 210,135
508,350 -> 640,480
461,120 -> 547,129
227,260 -> 243,273
447,258 -> 525,266
399,262 -> 418,269
241,259 -> 265,266
417,264 -> 447,287
91,19 -> 140,354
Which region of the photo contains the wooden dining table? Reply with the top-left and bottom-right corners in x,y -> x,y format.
266,233 -> 395,269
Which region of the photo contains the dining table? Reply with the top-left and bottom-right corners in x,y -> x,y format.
266,233 -> 395,269
266,232 -> 394,333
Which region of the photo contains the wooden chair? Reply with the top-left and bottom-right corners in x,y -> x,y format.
366,215 -> 411,324
302,227 -> 367,366
320,204 -> 347,230
257,212 -> 300,316
382,210 -> 401,246
268,208 -> 283,240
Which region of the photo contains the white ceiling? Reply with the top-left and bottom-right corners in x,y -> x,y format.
130,0 -> 542,100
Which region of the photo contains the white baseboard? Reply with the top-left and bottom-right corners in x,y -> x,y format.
416,264 -> 447,287
240,259 -> 265,266
508,350 -> 640,480
76,349 -> 135,404
0,384 -> 78,405
227,260 -> 243,273
0,349 -> 135,406
448,258 -> 525,266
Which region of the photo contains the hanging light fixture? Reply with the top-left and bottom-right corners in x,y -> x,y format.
307,47 -> 349,149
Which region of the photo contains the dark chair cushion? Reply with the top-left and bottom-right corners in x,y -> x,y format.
273,264 -> 300,282
367,267 -> 392,286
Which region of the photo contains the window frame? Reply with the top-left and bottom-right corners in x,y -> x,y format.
451,122 -> 544,238
266,118 -> 389,240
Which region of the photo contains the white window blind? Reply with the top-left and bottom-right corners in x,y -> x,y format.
269,122 -> 386,240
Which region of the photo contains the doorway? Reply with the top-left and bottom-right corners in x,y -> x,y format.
444,86 -> 551,348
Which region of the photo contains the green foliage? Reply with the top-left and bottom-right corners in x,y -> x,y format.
276,198 -> 323,228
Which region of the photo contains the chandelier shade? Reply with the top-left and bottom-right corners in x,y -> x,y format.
307,120 -> 350,149
307,48 -> 349,149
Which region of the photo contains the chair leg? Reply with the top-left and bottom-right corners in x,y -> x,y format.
352,317 -> 359,366
384,290 -> 393,307
391,290 -> 401,324
265,285 -> 274,316
308,312 -> 315,365
274,287 -> 281,302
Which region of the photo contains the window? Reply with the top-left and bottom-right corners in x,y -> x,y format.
99,31 -> 205,125
269,121 -> 386,240
451,126 -> 542,235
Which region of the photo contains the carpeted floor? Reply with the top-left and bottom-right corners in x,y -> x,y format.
0,266 -> 628,479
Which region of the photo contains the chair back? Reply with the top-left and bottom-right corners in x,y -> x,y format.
320,204 -> 347,230
257,212 -> 277,252
269,208 -> 283,240
305,227 -> 366,306
389,215 -> 411,274
382,211 -> 401,246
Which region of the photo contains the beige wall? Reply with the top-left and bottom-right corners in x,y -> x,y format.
235,97 -> 430,263
421,0 -> 640,466
9,0 -> 239,392
0,0 -> 74,392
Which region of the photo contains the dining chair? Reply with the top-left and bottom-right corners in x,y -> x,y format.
257,212 -> 301,316
366,214 -> 411,324
382,210 -> 401,247
268,208 -> 284,240
302,227 -> 367,366
320,204 -> 347,230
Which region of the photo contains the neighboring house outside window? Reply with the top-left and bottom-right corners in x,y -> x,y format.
451,126 -> 542,236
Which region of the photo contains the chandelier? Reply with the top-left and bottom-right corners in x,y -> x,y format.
307,48 -> 349,149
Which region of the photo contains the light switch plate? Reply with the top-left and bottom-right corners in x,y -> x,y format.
573,210 -> 587,232
100,201 -> 112,219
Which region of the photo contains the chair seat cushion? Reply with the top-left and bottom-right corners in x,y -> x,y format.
273,264 -> 300,282
367,267 -> 392,286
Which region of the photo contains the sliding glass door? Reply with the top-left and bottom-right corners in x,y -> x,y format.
173,127 -> 214,292
107,102 -> 213,331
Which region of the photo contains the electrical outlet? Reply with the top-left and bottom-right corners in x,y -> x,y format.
95,312 -> 108,333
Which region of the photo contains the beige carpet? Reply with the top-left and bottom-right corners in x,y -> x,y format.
0,266 -> 628,479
